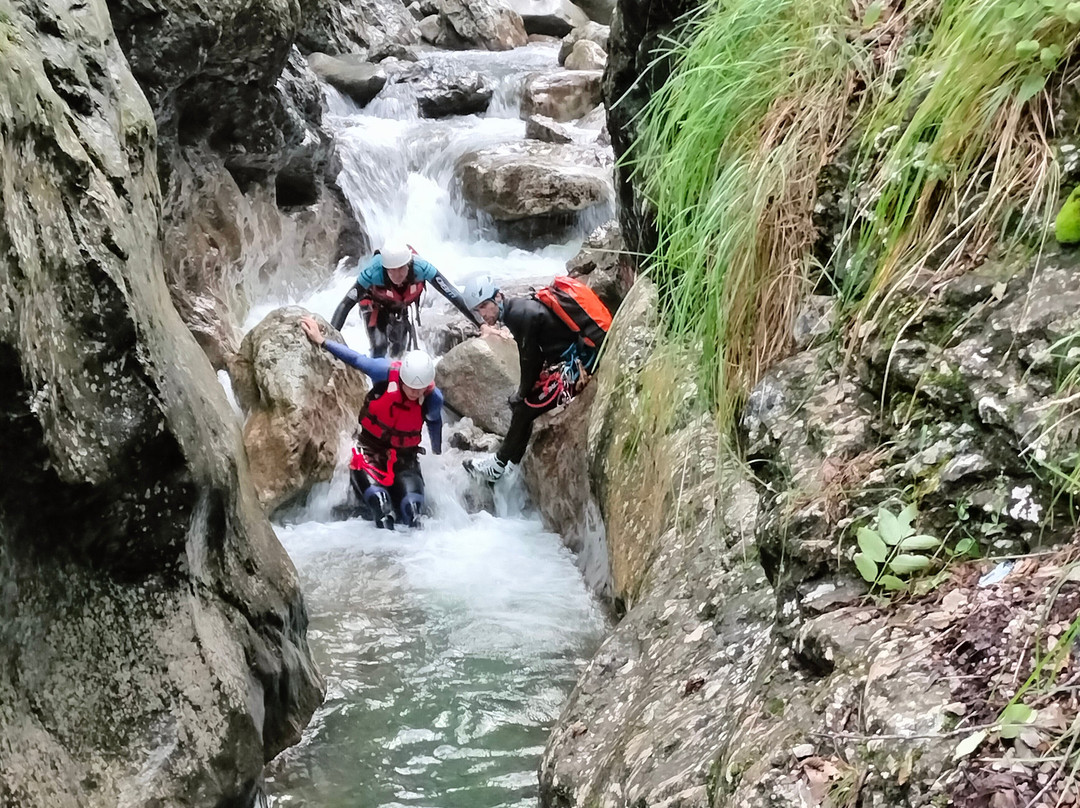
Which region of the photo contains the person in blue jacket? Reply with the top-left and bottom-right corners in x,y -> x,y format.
330,241 -> 480,358
301,315 -> 443,529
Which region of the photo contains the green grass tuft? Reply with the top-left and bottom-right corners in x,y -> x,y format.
629,0 -> 862,426
631,0 -> 1080,425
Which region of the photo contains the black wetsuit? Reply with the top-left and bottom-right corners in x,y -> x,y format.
497,298 -> 581,465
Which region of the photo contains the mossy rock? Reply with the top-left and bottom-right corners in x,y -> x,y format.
1055,186 -> 1080,244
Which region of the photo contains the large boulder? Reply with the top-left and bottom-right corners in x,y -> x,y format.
564,38 -> 607,70
436,0 -> 529,50
308,53 -> 388,105
521,70 -> 604,122
297,0 -> 421,54
505,0 -> 589,37
558,21 -> 609,64
230,308 -> 369,514
0,2 -> 322,803
457,141 -> 613,221
436,334 -> 521,435
393,63 -> 496,117
567,220 -> 634,313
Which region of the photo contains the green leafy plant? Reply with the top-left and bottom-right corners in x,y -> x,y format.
852,503 -> 942,595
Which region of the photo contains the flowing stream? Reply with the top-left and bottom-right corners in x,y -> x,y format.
256,44 -> 610,806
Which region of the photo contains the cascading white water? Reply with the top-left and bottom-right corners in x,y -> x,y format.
255,44 -> 611,806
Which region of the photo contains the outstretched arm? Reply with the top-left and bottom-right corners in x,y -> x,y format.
430,270 -> 483,326
323,340 -> 391,383
301,315 -> 391,382
330,283 -> 362,331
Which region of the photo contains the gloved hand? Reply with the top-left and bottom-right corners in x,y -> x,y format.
507,390 -> 524,406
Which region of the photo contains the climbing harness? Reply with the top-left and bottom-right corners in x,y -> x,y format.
351,447 -> 398,486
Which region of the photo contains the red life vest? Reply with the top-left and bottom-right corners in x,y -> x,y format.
367,279 -> 425,308
358,363 -> 432,449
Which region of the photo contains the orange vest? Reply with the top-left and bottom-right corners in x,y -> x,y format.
358,363 -> 431,449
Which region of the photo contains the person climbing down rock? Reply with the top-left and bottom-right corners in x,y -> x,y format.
301,315 -> 442,528
460,275 -> 611,483
330,240 -> 481,358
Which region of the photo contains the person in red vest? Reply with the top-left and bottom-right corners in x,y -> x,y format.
330,241 -> 480,358
459,275 -> 610,483
301,315 -> 443,529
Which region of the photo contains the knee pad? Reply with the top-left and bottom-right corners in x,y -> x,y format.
399,492 -> 425,527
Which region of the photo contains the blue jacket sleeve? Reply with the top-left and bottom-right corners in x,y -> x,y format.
323,340 -> 391,383
356,257 -> 384,289
423,387 -> 444,454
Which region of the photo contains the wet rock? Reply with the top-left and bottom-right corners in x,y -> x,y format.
506,0 -> 590,37
436,0 -> 529,50
370,40 -> 421,62
308,53 -> 388,105
564,38 -> 607,70
526,112 -> 608,146
0,2 -> 322,802
521,69 -> 604,122
394,63 -> 496,117
522,384 -> 612,597
572,0 -> 614,23
418,306 -> 478,356
436,335 -> 522,435
526,113 -> 577,143
162,144 -> 357,370
566,220 -> 634,313
558,21 -> 610,64
419,13 -> 443,43
447,418 -> 504,452
230,308 -> 369,514
457,141 -> 613,221
297,0 -> 421,54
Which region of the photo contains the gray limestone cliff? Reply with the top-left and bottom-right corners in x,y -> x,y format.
0,1 -> 323,804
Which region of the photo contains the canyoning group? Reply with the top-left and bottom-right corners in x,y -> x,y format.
300,240 -> 613,530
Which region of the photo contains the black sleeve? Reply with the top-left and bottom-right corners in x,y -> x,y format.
429,271 -> 482,325
330,284 -> 362,331
516,315 -> 544,399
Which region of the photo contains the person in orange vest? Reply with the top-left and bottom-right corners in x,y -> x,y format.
459,275 -> 610,483
330,241 -> 480,358
301,315 -> 443,529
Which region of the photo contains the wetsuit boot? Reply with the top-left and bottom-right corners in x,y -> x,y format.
400,493 -> 425,528
363,486 -> 396,530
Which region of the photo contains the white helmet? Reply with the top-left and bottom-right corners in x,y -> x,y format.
380,242 -> 413,270
398,350 -> 436,389
463,275 -> 498,310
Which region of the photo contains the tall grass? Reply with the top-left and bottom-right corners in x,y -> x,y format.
632,0 -> 1080,423
629,0 -> 863,425
846,0 -> 1079,329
